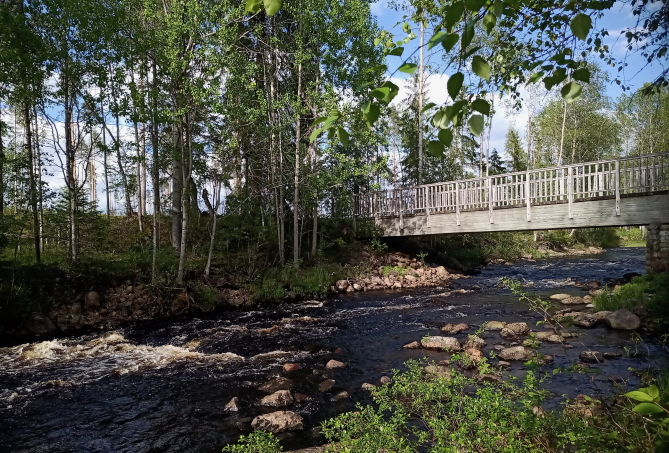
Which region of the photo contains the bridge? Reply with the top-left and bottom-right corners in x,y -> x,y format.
353,152 -> 669,272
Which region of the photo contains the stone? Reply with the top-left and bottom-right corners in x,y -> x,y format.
70,302 -> 82,316
421,336 -> 461,351
424,365 -> 452,378
535,331 -> 555,340
506,322 -> 529,335
603,352 -> 622,359
24,313 -> 56,335
592,311 -> 612,322
85,291 -> 101,309
590,288 -> 604,296
497,361 -> 511,368
550,293 -> 571,301
325,360 -> 345,370
403,341 -> 421,349
566,395 -> 604,418
434,266 -> 449,277
259,377 -> 294,393
545,334 -> 564,343
484,321 -> 507,331
579,351 -> 604,363
260,390 -> 294,407
283,363 -> 301,372
346,285 -> 354,293
499,328 -> 517,340
473,372 -> 503,384
606,309 -> 641,330
562,296 -> 585,305
532,406 -> 547,417
572,313 -> 598,328
251,411 -> 304,433
294,393 -> 311,403
588,281 -> 601,289
499,346 -> 534,361
224,397 -> 241,412
331,391 -> 349,402
463,335 -> 486,350
537,355 -> 554,365
361,383 -> 375,391
335,280 -> 349,292
441,323 -> 469,334
318,379 -> 335,392
353,283 -> 362,291
171,293 -> 189,312
583,295 -> 593,304
380,376 -> 391,385
464,348 -> 483,363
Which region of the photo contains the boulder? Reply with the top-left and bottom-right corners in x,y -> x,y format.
325,360 -> 345,370
260,390 -> 294,407
331,391 -> 349,402
463,335 -> 486,350
499,346 -> 534,361
550,294 -> 571,301
441,323 -> 469,334
421,336 -> 461,351
592,311 -> 612,322
535,331 -> 556,340
380,376 -> 391,384
562,296 -> 585,305
545,334 -> 564,343
259,377 -> 295,393
251,411 -> 304,433
499,328 -> 517,340
424,365 -> 452,378
506,322 -> 529,335
361,383 -> 375,391
85,291 -> 101,309
24,313 -> 56,335
403,341 -> 421,349
318,379 -> 335,392
434,266 -> 449,277
583,295 -> 593,304
579,351 -> 604,363
571,313 -> 598,328
283,363 -> 301,372
464,348 -> 483,362
606,309 -> 640,330
335,280 -> 349,292
224,397 -> 241,412
484,321 -> 507,331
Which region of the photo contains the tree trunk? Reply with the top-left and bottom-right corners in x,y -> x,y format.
203,184 -> 219,277
418,20 -> 424,185
101,97 -> 110,219
110,69 -> 132,217
33,106 -> 44,251
171,115 -> 183,249
1,106 -> 5,218
293,61 -> 302,269
25,103 -> 40,263
177,117 -> 192,285
130,65 -> 143,231
558,100 -> 567,166
151,58 -> 160,284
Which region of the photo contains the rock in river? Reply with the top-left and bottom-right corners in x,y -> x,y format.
500,328 -> 517,340
251,411 -> 303,433
550,294 -> 571,301
260,390 -> 294,407
484,321 -> 507,331
463,335 -> 486,350
441,323 -> 468,334
258,377 -> 294,393
335,280 -> 349,292
421,336 -> 461,351
24,313 -> 56,335
579,351 -> 604,363
505,322 -> 529,335
403,341 -> 421,349
606,309 -> 640,330
499,346 -> 534,361
325,360 -> 345,370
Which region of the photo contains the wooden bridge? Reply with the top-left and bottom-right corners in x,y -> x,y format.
353,152 -> 669,237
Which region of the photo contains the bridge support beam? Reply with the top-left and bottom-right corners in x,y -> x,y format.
647,224 -> 669,274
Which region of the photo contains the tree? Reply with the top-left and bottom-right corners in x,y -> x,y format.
504,127 -> 525,172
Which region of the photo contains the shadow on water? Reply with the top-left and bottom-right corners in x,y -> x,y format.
0,247 -> 666,452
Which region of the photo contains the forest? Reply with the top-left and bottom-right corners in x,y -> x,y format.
0,0 -> 668,322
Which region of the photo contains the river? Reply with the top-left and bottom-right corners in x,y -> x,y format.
0,247 -> 665,453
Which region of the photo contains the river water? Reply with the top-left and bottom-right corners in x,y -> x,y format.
0,247 -> 665,453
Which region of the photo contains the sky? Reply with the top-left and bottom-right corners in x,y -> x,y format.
369,0 -> 667,160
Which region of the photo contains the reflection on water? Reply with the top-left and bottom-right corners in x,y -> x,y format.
0,247 -> 664,453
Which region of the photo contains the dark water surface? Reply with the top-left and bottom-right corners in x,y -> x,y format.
1,247 -> 665,453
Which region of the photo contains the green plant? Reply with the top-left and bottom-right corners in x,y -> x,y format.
221,431 -> 283,453
382,265 -> 407,277
369,237 -> 388,255
417,251 -> 428,265
194,284 -> 217,311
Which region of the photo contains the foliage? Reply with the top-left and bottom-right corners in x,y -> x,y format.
368,237 -> 388,255
382,265 -> 408,277
593,273 -> 669,331
221,431 -> 283,453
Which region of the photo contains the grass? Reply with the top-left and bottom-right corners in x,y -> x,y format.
593,273 -> 669,331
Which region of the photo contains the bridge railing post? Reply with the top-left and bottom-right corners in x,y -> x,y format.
425,186 -> 431,227
456,182 -> 461,226
568,166 -> 573,219
488,177 -> 494,224
615,159 -> 620,216
399,188 -> 404,231
525,171 -> 531,222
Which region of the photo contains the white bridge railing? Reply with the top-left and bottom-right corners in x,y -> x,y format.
353,152 -> 669,228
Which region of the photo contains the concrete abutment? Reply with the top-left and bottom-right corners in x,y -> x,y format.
647,224 -> 669,274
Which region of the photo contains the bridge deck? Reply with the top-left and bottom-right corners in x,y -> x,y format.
353,153 -> 669,236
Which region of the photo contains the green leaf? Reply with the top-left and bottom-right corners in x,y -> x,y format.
442,33 -> 459,52
528,71 -> 544,84
472,56 -> 491,82
366,64 -> 388,73
471,98 -> 490,115
337,127 -> 349,148
658,47 -> 668,58
263,0 -> 282,16
438,129 -> 453,147
625,391 -> 654,402
446,2 -> 464,30
428,32 -> 448,50
427,140 -> 445,158
245,0 -> 263,14
322,113 -> 341,130
482,12 -> 497,34
572,67 -> 591,83
377,81 -> 400,104
561,81 -> 582,104
398,63 -> 418,74
355,81 -> 374,91
461,20 -> 475,49
361,101 -> 371,113
387,47 -> 404,57
570,13 -> 592,41
421,102 -> 437,113
465,0 -> 486,11
469,114 -> 484,136
632,403 -> 664,414
647,385 -> 660,400
446,100 -> 467,120
309,128 -> 322,143
311,116 -> 328,127
370,87 -> 390,100
363,104 -> 381,128
448,72 -> 464,101
494,0 -> 503,17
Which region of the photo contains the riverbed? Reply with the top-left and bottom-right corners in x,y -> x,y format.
0,247 -> 665,453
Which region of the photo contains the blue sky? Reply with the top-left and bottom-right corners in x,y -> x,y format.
368,0 -> 666,161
